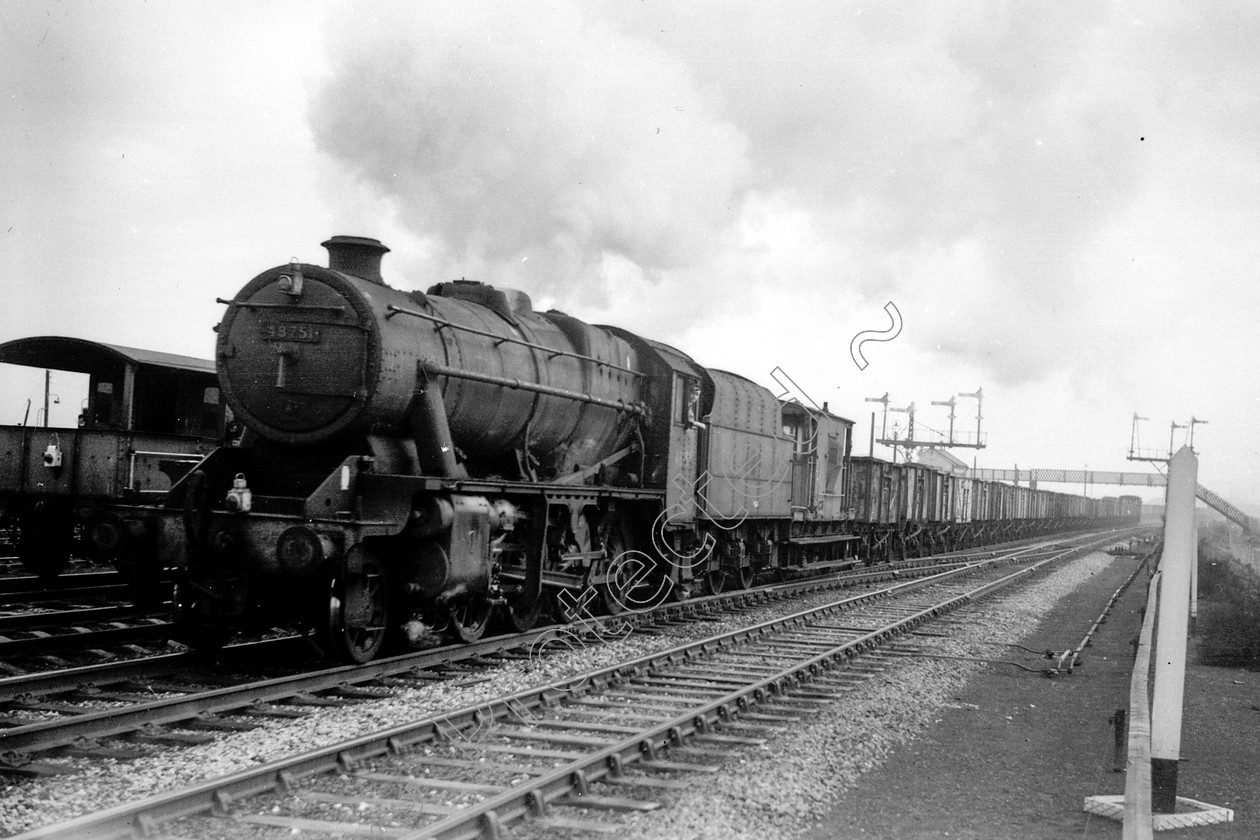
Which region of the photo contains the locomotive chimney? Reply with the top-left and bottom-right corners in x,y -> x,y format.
322,235 -> 390,284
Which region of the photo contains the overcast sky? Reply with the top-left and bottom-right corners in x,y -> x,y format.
3,1 -> 1258,507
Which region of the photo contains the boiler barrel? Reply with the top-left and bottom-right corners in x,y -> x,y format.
216,247 -> 642,475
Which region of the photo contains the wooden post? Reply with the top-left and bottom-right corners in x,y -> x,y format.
1111,708 -> 1128,773
1151,446 -> 1196,813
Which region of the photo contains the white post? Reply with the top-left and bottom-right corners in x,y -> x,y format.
1190,530 -> 1199,635
1151,445 -> 1196,813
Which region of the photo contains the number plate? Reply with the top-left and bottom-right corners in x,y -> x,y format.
260,321 -> 323,343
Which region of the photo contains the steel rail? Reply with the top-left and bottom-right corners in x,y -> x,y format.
403,538 -> 1110,840
0,530 -> 1120,756
0,637 -> 303,704
10,529 -> 1122,840
0,555 -> 957,753
0,564 -> 900,713
0,620 -> 171,659
0,626 -> 561,755
1062,540 -> 1161,673
0,584 -> 140,606
0,573 -> 147,603
0,602 -> 166,634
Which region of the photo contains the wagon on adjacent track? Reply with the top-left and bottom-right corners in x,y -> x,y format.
0,336 -> 226,579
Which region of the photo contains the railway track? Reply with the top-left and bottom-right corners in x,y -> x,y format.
0,531 -> 1137,773
0,561 -> 170,669
5,528 -> 1135,839
0,533 -> 1029,685
0,531 -> 1061,663
0,550 -> 979,771
0,601 -> 174,663
0,570 -> 138,602
0,568 -> 176,663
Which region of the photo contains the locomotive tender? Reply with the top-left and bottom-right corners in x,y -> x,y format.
93,237 -> 1136,662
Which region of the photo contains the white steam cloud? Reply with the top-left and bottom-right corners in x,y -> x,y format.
311,3 -> 751,303
310,1 -> 1260,395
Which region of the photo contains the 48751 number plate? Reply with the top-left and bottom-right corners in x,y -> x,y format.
260,321 -> 323,342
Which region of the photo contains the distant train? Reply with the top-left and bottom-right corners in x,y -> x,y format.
88,236 -> 1139,662
0,337 -> 226,579
849,457 -> 1142,559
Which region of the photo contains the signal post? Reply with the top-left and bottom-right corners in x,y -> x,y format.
1150,446 -> 1195,811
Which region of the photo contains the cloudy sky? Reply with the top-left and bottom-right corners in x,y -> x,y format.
3,1 -> 1258,507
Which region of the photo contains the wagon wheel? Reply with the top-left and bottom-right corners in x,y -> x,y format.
697,562 -> 727,596
17,503 -> 75,580
891,534 -> 907,563
448,596 -> 493,643
326,557 -> 389,664
735,562 -> 756,590
172,577 -> 233,654
86,511 -> 151,592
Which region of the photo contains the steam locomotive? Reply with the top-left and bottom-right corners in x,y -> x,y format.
90,237 -> 1138,662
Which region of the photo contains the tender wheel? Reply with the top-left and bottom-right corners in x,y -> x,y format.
448,596 -> 493,643
597,519 -> 673,613
326,558 -> 389,664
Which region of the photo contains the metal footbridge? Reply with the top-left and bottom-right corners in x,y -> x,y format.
969,468 -> 1256,535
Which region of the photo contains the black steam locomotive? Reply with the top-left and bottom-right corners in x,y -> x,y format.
91,237 -> 1136,662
